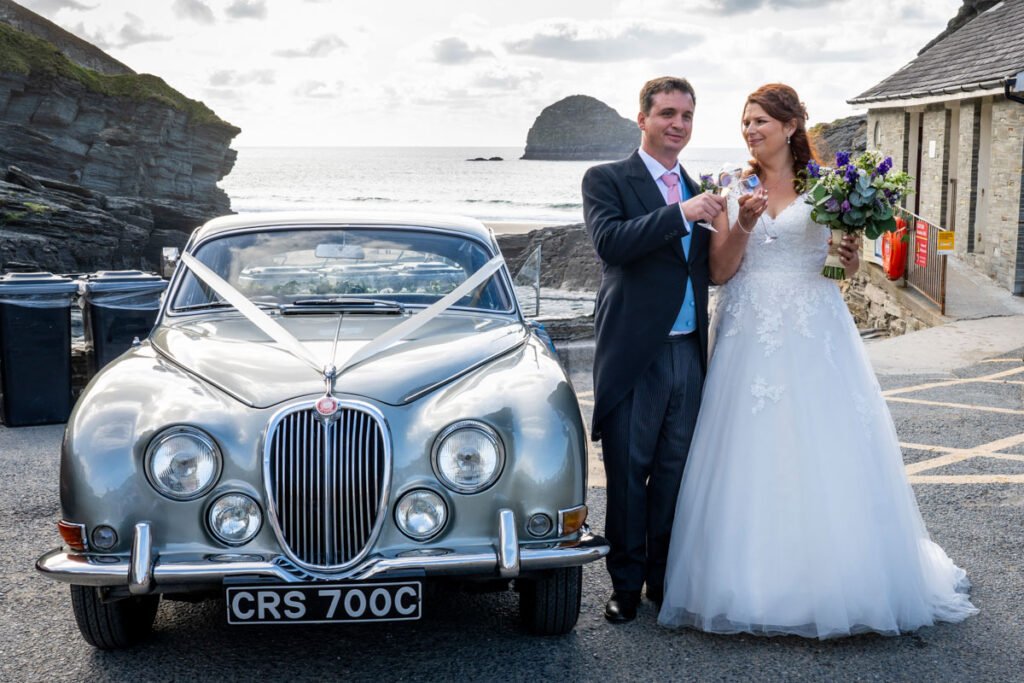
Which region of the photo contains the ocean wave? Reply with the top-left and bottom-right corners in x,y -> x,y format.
463,199 -> 515,205
348,196 -> 395,202
547,202 -> 582,209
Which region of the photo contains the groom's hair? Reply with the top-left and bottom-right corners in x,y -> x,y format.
640,77 -> 696,114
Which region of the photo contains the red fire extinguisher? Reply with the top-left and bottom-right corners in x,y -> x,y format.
882,217 -> 908,280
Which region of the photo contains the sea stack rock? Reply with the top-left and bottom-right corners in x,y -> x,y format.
521,95 -> 638,161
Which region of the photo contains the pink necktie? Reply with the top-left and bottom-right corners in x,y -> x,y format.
661,171 -> 680,205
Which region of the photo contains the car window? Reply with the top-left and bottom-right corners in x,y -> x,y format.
171,227 -> 514,313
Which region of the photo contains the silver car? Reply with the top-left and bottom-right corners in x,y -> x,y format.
36,212 -> 607,649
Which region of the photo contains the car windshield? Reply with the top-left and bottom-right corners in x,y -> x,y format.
170,226 -> 514,313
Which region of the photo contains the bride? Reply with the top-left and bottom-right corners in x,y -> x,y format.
657,83 -> 978,638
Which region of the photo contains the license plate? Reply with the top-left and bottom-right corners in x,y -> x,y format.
225,581 -> 422,625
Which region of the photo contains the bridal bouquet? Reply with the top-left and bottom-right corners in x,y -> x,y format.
802,151 -> 913,279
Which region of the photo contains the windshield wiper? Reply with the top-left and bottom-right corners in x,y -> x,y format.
173,300 -> 281,312
284,298 -> 406,314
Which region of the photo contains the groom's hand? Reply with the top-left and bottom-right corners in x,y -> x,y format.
680,193 -> 727,225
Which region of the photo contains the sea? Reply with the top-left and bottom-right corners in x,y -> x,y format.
218,146 -> 749,226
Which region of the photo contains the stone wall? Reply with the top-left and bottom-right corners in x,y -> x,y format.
868,94 -> 1024,295
842,265 -> 940,337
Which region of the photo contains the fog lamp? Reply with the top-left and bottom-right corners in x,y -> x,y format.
527,513 -> 553,538
208,493 -> 262,545
91,525 -> 118,550
395,489 -> 448,541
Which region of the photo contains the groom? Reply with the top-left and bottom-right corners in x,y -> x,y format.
582,77 -> 724,623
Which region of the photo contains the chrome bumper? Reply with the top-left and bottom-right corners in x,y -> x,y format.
36,510 -> 609,593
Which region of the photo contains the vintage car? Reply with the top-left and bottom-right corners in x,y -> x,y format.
36,212 -> 607,649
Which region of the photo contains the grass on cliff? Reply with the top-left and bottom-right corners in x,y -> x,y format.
0,23 -> 237,131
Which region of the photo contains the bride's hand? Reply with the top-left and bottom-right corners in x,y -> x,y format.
735,189 -> 767,233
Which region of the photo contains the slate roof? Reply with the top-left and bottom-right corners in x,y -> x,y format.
849,0 -> 1024,104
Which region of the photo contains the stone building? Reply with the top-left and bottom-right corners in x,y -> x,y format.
848,0 -> 1024,295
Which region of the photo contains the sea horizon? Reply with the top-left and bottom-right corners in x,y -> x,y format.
219,145 -> 749,226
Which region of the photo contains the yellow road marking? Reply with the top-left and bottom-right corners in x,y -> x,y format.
882,365 -> 1024,397
902,432 -> 1024,480
885,397 -> 1024,415
908,474 -> 1024,484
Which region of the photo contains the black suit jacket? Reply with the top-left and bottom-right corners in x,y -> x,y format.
582,150 -> 710,438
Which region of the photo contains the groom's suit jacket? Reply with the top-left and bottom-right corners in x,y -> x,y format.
582,150 -> 710,438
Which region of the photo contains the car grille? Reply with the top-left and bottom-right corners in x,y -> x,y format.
267,405 -> 388,569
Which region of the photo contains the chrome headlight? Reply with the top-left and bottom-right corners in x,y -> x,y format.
395,489 -> 448,541
208,493 -> 262,545
432,421 -> 504,493
145,426 -> 222,500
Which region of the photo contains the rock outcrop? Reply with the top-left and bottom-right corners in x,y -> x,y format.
521,95 -> 638,161
0,4 -> 238,274
809,114 -> 867,164
497,223 -> 601,292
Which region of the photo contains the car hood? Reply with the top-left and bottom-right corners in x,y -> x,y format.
150,313 -> 528,407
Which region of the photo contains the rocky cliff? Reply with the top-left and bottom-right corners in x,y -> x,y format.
522,95 -> 638,161
0,5 -> 238,274
809,114 -> 867,164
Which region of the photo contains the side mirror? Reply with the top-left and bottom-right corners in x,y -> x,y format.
161,247 -> 180,279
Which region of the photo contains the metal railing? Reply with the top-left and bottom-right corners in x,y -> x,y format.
900,208 -> 947,315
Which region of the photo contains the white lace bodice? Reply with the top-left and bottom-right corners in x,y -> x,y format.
727,193 -> 829,277
713,192 -> 852,376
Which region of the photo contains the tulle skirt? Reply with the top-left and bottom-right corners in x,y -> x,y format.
657,271 -> 978,638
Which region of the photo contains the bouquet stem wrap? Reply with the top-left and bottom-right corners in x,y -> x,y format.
824,228 -> 849,280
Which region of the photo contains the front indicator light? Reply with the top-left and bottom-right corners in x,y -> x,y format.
58,520 -> 87,551
558,504 -> 588,536
208,493 -> 262,545
395,489 -> 448,541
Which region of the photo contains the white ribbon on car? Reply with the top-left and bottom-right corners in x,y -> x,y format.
179,251 -> 506,380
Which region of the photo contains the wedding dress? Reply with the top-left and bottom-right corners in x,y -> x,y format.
657,195 -> 978,638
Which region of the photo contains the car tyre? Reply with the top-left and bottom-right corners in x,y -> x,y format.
70,585 -> 160,650
518,566 -> 582,635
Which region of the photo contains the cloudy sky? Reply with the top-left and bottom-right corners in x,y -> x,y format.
22,0 -> 961,148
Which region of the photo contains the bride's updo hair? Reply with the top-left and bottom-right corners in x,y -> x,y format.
744,83 -> 819,188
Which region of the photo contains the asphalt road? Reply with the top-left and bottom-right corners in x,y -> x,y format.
1,348 -> 1022,682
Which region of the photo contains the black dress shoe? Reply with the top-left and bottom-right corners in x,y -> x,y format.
604,591 -> 640,623
645,585 -> 663,606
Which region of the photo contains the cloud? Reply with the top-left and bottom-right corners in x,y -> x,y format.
432,37 -> 493,64
472,67 -> 541,90
113,13 -> 171,48
683,0 -> 844,13
172,0 -> 214,24
274,35 -> 347,58
209,69 -> 275,86
293,80 -> 344,98
226,0 -> 268,19
505,22 -> 702,62
23,0 -> 96,12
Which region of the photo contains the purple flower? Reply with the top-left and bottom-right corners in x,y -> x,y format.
877,156 -> 893,175
825,197 -> 841,212
841,200 -> 851,212
844,165 -> 860,183
806,160 -> 821,178
835,151 -> 850,167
